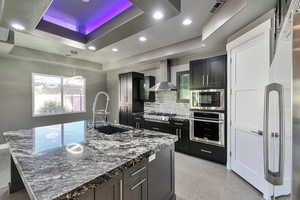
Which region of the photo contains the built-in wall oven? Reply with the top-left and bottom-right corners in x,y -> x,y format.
190,89 -> 225,111
190,111 -> 225,147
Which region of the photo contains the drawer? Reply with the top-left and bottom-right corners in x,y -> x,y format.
144,121 -> 171,133
124,161 -> 147,187
189,141 -> 226,164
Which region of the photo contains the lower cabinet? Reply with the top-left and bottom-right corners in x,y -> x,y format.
189,141 -> 226,164
78,145 -> 175,200
95,177 -> 121,200
148,145 -> 175,200
124,160 -> 148,200
78,189 -> 95,200
78,177 -> 121,200
171,126 -> 189,154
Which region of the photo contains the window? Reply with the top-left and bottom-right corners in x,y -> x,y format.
32,73 -> 86,116
176,71 -> 190,103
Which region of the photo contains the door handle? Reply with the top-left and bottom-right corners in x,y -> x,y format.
251,130 -> 263,136
263,83 -> 284,186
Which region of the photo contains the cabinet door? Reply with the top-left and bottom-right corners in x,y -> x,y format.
172,127 -> 189,153
124,179 -> 147,200
119,106 -> 128,125
78,190 -> 94,200
148,145 -> 175,200
206,55 -> 226,89
144,76 -> 155,102
190,60 -> 207,90
95,178 -> 121,200
119,74 -> 128,104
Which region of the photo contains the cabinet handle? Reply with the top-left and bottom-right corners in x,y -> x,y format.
202,75 -> 205,86
130,179 -> 147,191
201,149 -> 212,154
206,75 -> 209,86
152,127 -> 159,131
120,179 -> 123,200
179,129 -> 182,139
131,167 -> 146,177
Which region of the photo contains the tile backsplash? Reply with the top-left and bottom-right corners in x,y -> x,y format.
144,91 -> 190,115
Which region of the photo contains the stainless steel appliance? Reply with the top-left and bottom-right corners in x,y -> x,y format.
190,111 -> 225,147
261,1 -> 298,199
190,89 -> 225,111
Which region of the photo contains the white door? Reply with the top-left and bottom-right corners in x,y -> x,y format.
228,20 -> 271,198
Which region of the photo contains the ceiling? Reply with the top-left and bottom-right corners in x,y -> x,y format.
43,0 -> 133,35
1,0 -> 276,71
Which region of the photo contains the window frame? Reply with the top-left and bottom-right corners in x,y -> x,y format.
176,70 -> 190,103
32,73 -> 87,117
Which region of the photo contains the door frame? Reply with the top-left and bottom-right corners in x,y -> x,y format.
226,19 -> 273,198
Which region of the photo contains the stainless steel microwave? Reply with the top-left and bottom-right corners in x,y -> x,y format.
190,89 -> 225,111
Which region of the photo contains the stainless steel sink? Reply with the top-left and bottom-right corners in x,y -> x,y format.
95,125 -> 130,135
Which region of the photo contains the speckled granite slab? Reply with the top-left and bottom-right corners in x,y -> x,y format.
3,121 -> 177,200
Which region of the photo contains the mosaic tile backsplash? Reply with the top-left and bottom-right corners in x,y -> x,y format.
144,91 -> 190,115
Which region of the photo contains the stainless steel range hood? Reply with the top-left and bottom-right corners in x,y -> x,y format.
149,60 -> 176,92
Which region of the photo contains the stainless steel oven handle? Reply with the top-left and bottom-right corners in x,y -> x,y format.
190,118 -> 224,124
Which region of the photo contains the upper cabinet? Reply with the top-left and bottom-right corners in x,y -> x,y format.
119,72 -> 144,126
190,55 -> 227,90
176,71 -> 190,103
144,76 -> 155,102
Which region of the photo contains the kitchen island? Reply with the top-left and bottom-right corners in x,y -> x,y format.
3,121 -> 178,200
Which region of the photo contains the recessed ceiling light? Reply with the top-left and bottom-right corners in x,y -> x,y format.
11,23 -> 25,31
153,11 -> 164,20
88,46 -> 96,51
139,36 -> 147,42
112,48 -> 119,52
82,0 -> 90,2
182,18 -> 192,26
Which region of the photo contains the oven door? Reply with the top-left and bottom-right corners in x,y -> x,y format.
190,112 -> 225,147
190,89 -> 225,110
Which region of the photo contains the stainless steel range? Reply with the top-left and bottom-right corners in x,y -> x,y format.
143,112 -> 176,123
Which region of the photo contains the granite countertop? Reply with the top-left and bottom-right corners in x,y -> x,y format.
3,121 -> 178,200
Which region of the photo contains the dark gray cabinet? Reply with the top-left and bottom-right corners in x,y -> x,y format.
124,160 -> 148,200
144,76 -> 155,102
148,145 -> 175,200
78,177 -> 122,200
119,72 -> 144,126
78,190 -> 94,200
95,177 -> 121,200
124,178 -> 147,200
170,119 -> 189,154
190,55 -> 227,90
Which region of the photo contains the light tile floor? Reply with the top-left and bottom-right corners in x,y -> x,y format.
0,152 -> 291,200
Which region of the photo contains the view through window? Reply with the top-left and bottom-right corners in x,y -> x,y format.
32,73 -> 86,116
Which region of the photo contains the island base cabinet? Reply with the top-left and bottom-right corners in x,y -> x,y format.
78,190 -> 95,200
147,145 -> 175,200
124,178 -> 147,200
94,177 -> 121,200
78,177 -> 122,200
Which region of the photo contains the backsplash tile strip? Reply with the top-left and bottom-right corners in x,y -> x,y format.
144,91 -> 190,115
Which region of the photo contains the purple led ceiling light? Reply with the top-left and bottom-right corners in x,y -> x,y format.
43,0 -> 133,35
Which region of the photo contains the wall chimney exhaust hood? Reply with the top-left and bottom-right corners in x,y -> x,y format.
149,60 -> 176,92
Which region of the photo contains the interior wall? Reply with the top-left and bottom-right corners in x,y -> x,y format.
0,56 -> 107,143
